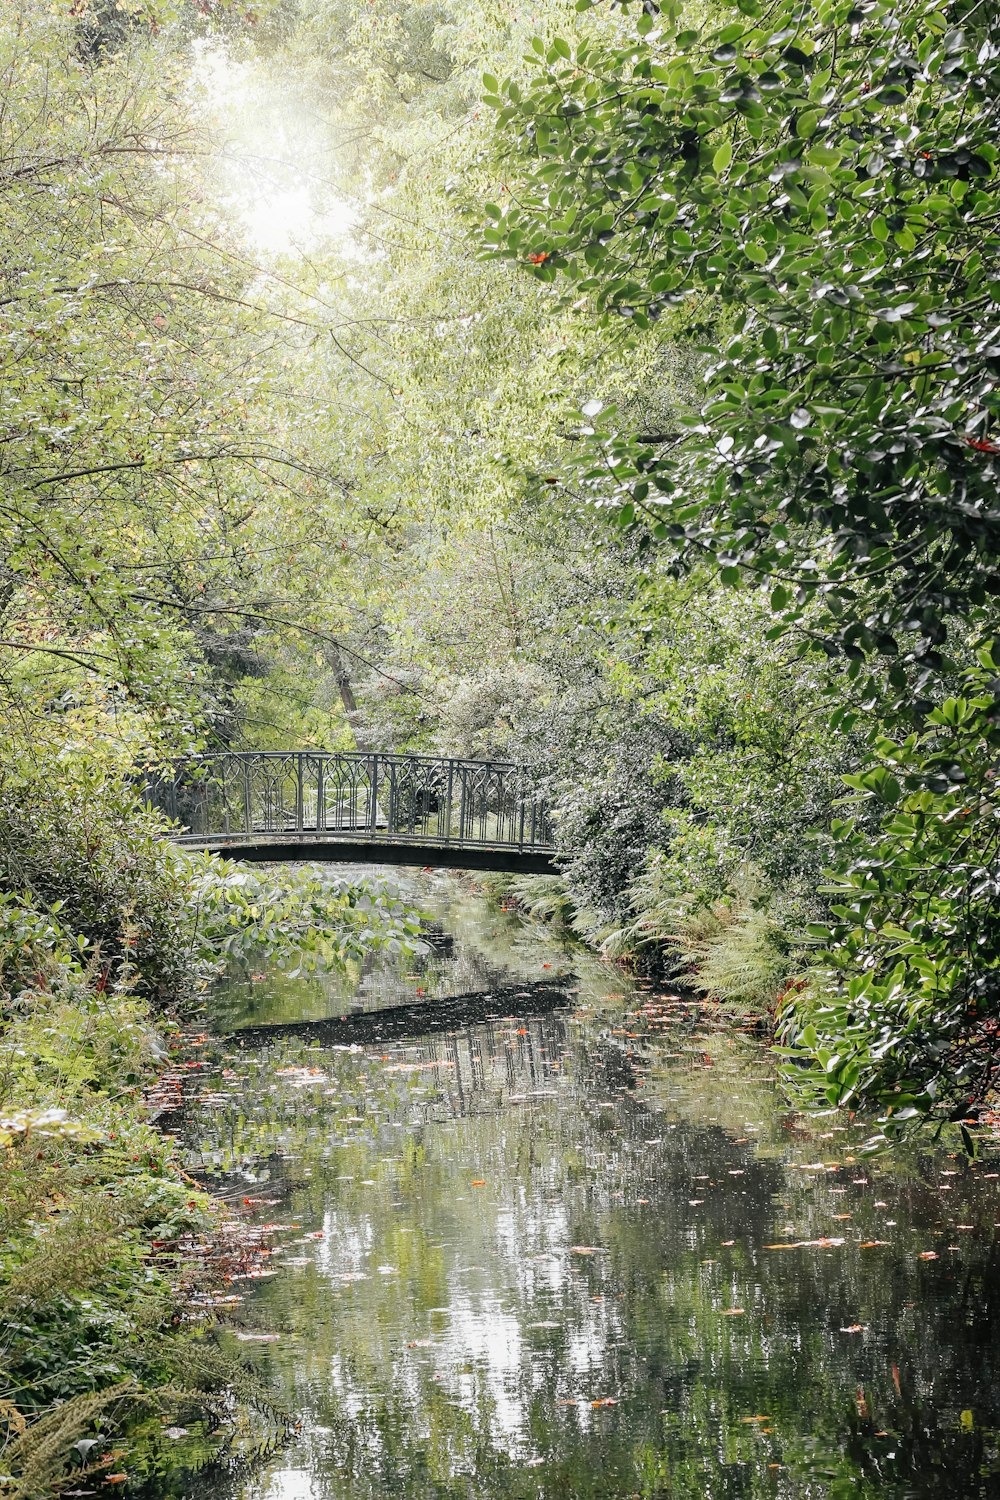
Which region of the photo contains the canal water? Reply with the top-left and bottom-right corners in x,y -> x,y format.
174,869 -> 1000,1499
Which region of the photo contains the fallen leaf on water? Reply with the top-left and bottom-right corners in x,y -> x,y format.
764,1237 -> 846,1250
556,1398 -> 577,1406
859,1240 -> 890,1249
918,1251 -> 939,1260
570,1246 -> 597,1255
721,1240 -> 735,1247
722,1308 -> 745,1316
591,1397 -> 618,1407
840,1324 -> 866,1334
471,1179 -> 486,1187
740,1415 -> 770,1424
891,1363 -> 901,1395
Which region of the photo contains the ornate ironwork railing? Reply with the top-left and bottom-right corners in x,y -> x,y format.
141,751 -> 554,854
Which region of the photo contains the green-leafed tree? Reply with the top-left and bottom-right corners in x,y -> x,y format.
485,0 -> 1000,669
483,0 -> 1000,1124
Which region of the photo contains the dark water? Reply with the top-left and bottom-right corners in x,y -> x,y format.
174,870 -> 1000,1500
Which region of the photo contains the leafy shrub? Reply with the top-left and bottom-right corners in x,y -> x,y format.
779,648 -> 1000,1128
188,857 -> 427,976
0,763 -> 195,1007
553,728 -> 688,924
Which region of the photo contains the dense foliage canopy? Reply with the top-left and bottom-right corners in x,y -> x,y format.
480,0 -> 1000,1125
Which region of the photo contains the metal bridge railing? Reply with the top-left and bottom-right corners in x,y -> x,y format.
141,750 -> 554,853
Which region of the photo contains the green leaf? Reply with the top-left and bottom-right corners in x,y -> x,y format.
713,141 -> 733,173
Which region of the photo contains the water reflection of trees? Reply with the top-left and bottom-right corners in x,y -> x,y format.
178,993 -> 1000,1500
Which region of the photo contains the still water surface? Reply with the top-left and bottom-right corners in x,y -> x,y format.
176,870 -> 1000,1499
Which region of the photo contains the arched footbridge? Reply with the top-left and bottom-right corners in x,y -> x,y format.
142,750 -> 559,874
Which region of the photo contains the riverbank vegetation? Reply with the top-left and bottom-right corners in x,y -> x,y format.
3,0 -> 1000,1484
0,765 -> 423,1492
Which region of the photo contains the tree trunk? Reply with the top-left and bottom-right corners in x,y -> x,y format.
324,642 -> 370,750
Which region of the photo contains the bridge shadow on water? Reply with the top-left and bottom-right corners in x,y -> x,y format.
226,975 -> 576,1050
